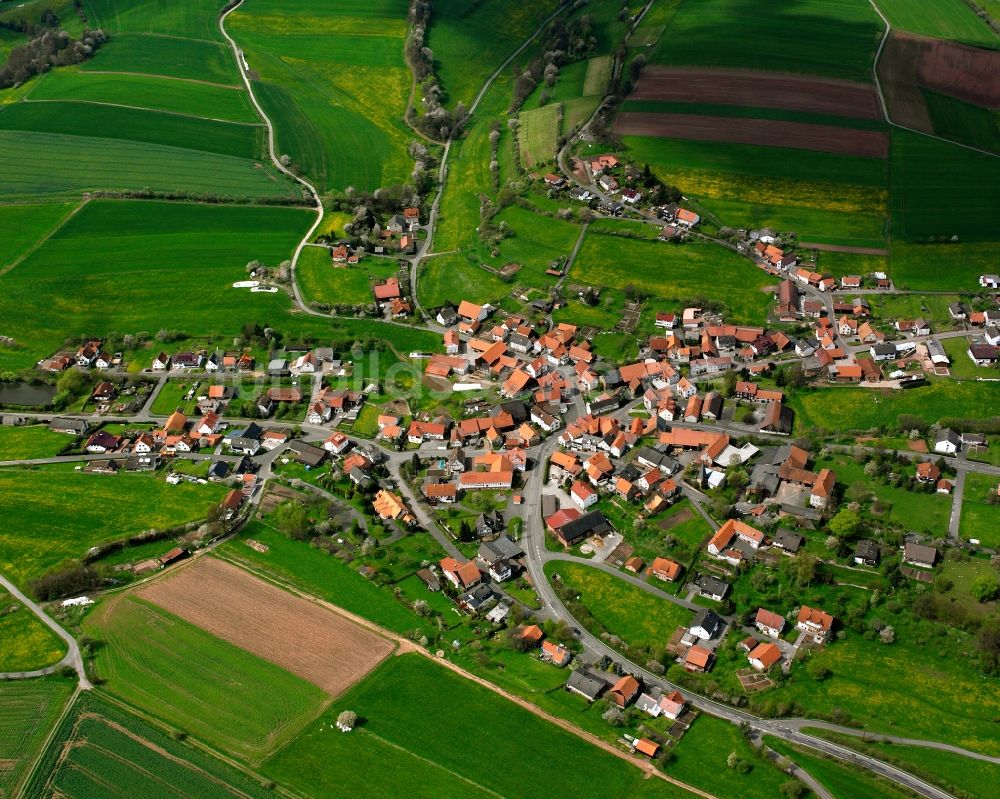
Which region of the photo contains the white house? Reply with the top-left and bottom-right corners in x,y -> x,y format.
934,429 -> 960,455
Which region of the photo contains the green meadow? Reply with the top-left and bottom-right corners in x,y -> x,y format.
649,0 -> 882,82
0,202 -> 76,267
544,561 -> 693,654
0,588 -> 67,671
0,200 -> 312,370
0,424 -> 71,460
263,653 -> 698,799
924,90 -> 1000,155
573,231 -> 774,324
85,595 -> 327,763
418,252 -> 510,308
519,103 -> 561,167
86,0 -> 232,41
0,678 -> 74,798
876,0 -> 999,46
890,241 -> 999,291
80,32 -> 241,84
228,0 -> 414,192
297,247 -> 399,307
960,472 -> 1000,547
27,68 -> 259,123
429,0 -> 561,108
0,463 -> 226,586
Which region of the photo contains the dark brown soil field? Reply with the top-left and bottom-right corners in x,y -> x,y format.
139,558 -> 394,695
916,36 -> 1000,109
614,112 -> 889,157
877,33 -> 933,132
800,243 -> 889,255
631,67 -> 882,119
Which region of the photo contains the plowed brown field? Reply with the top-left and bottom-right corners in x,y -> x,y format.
139,558 -> 393,695
614,112 -> 889,157
631,67 -> 882,119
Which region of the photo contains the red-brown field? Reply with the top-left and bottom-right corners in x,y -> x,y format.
916,36 -> 1000,109
614,112 -> 889,157
631,67 -> 882,119
138,557 -> 394,695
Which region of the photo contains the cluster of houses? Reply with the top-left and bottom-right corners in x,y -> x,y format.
416,535 -> 526,615
39,339 -> 125,372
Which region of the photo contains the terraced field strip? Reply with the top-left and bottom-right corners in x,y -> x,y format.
632,67 -> 883,119
138,557 -> 395,695
615,112 -> 889,157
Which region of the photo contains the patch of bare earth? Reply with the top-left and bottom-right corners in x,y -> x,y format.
877,33 -> 934,131
916,35 -> 1000,109
138,558 -> 393,696
631,67 -> 881,119
614,112 -> 888,157
799,242 -> 888,255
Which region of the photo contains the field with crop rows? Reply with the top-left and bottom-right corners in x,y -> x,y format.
0,588 -> 67,671
923,90 -> 1000,154
85,594 -> 327,762
0,678 -> 74,798
573,231 -> 774,324
0,200 -> 312,371
0,462 -> 226,586
228,0 -> 413,192
0,203 -> 76,267
648,0 -> 882,81
28,692 -> 279,799
263,653 -> 698,799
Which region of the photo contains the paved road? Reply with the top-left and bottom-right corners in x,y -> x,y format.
948,467 -> 966,540
0,573 -> 92,689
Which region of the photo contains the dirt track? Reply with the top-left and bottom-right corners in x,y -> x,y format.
614,112 -> 888,157
138,558 -> 393,695
631,67 -> 881,119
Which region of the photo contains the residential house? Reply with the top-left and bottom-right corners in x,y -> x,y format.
684,645 -> 713,673
694,575 -> 729,601
608,674 -> 641,708
650,557 -> 681,582
565,669 -> 607,702
796,605 -> 834,643
934,429 -> 960,455
689,609 -> 724,640
748,642 -> 782,671
854,539 -> 880,567
903,542 -> 938,569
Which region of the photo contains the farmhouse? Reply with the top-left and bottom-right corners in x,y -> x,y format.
373,489 -> 415,526
565,669 -> 608,702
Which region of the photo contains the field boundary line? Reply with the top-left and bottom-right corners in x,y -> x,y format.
0,199 -> 87,277
23,97 -> 266,126
868,0 -> 1000,159
359,729 -> 507,798
211,552 -> 717,799
219,0 -> 324,308
75,69 -> 244,90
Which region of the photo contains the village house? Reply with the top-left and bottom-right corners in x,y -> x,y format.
796,605 -> 834,643
755,608 -> 785,638
748,641 -> 782,671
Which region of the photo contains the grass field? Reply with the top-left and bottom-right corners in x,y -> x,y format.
297,247 -> 399,307
0,130 -> 296,202
583,55 -> 612,96
0,463 -> 226,586
30,691 -> 279,799
766,737 -> 916,799
649,0 -> 883,82
263,653 -> 699,799
544,561 -> 693,654
890,130 -> 1000,244
429,0 -> 561,108
80,32 -> 241,84
0,588 -> 67,671
0,424 -> 71,459
519,103 -> 561,167
618,135 -> 888,246
85,594 -> 327,762
889,241 -> 999,290
669,715 -> 797,799
802,729 -> 1000,799
86,0 -> 232,41
573,231 -> 774,324
869,293 -> 964,329
876,0 -> 999,46
924,90 -> 1000,154
418,252 -> 510,307
959,471 -> 1000,547
0,678 -> 74,798
0,202 -> 76,267
787,380 -> 1000,434
27,68 -> 259,123
0,200 -> 312,371
816,250 -> 887,277
228,0 -> 413,192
